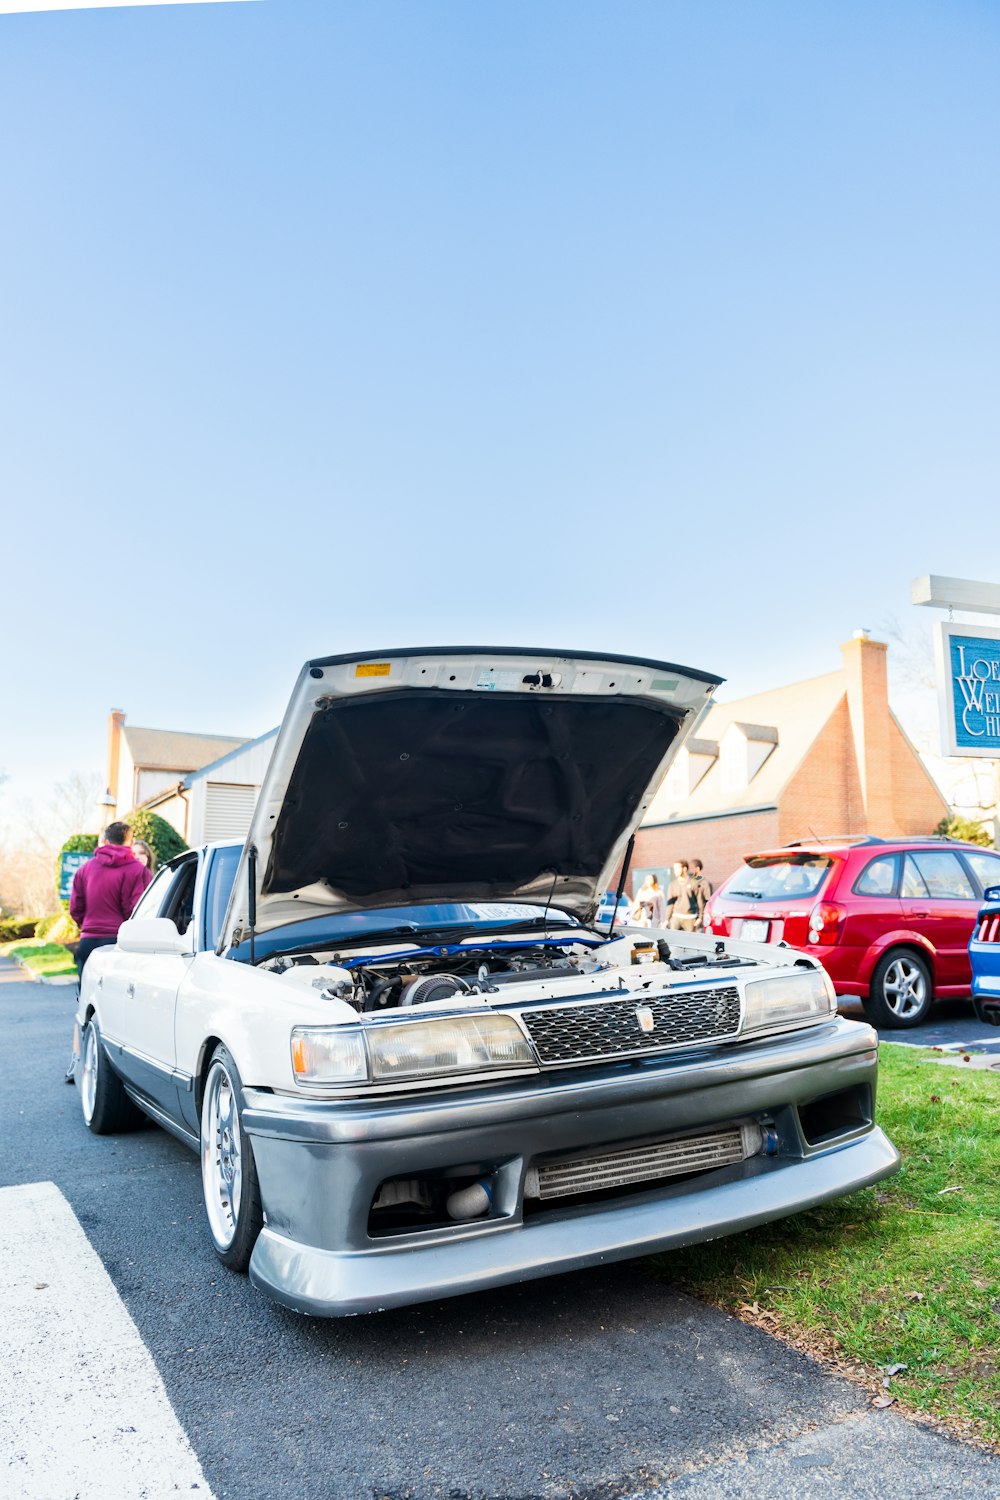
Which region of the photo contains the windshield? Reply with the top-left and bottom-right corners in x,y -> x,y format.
726,856 -> 832,902
226,901 -> 578,963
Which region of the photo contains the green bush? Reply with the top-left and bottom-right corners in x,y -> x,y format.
0,917 -> 38,942
45,911 -> 80,944
935,814 -> 994,847
61,833 -> 99,857
35,912 -> 64,940
122,808 -> 188,868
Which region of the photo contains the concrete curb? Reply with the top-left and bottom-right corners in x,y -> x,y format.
4,956 -> 77,986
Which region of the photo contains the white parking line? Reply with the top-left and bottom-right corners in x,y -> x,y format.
0,1182 -> 214,1500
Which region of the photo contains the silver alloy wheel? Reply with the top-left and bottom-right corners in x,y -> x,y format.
201,1061 -> 243,1251
80,1023 -> 98,1124
881,955 -> 928,1020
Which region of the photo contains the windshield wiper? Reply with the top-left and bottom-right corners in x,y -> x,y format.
728,889 -> 764,899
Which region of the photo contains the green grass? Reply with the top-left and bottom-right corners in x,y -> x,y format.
656,1045 -> 1000,1447
0,938 -> 77,978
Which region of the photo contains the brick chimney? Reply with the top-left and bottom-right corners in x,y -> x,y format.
105,710 -> 125,820
840,634 -> 895,834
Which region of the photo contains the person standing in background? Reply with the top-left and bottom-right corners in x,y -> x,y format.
688,858 -> 713,928
65,822 -> 153,1082
665,860 -> 691,927
70,821 -> 153,974
632,872 -> 667,927
132,838 -> 156,874
667,860 -> 700,931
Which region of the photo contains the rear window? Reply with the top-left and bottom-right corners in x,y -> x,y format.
726,856 -> 832,902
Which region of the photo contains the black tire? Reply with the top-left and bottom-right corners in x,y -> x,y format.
863,948 -> 934,1029
200,1045 -> 263,1272
79,1017 -> 145,1134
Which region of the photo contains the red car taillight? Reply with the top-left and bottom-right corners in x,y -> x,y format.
808,901 -> 846,945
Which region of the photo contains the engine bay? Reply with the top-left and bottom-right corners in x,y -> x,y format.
260,931 -> 758,1014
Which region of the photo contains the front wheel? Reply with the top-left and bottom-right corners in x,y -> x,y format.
79,1017 -> 144,1134
863,949 -> 933,1028
200,1045 -> 263,1272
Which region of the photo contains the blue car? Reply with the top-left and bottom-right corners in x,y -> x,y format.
970,882 -> 1000,1027
596,888 -> 634,928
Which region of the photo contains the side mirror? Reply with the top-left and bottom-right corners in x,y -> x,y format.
117,917 -> 190,956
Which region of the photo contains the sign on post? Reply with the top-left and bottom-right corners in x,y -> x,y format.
58,851 -> 91,903
935,622 -> 1000,757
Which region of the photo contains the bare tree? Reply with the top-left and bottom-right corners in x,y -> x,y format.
0,771 -> 102,917
18,771 -> 102,852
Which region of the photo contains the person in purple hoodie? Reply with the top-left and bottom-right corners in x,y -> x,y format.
70,821 -> 153,975
65,822 -> 153,1083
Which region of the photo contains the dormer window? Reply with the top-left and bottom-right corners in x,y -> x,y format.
720,722 -> 778,791
664,738 -> 719,798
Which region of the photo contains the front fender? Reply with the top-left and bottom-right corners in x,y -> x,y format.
174,953 -> 358,1095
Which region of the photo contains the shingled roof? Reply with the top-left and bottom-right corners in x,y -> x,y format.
122,725 -> 247,772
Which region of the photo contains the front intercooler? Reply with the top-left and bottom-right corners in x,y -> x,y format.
523,1122 -> 765,1201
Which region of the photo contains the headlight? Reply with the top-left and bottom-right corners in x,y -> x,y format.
368,1013 -> 535,1082
742,966 -> 836,1035
291,1026 -> 368,1085
291,1013 -> 536,1086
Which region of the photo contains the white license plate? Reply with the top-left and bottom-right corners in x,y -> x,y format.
740,919 -> 770,942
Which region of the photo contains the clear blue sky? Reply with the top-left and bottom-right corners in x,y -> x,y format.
1,0 -> 998,825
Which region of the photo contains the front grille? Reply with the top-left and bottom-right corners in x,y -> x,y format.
520,985 -> 741,1066
524,1125 -> 752,1201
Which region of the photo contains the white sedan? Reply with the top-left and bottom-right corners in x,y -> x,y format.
75,646 -> 899,1316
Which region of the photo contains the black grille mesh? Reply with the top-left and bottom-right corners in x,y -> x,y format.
520,986 -> 741,1065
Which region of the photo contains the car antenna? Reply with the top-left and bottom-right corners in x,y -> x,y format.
608,833 -> 636,940
247,843 -> 257,966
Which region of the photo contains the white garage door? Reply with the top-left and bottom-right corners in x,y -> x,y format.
203,782 -> 258,842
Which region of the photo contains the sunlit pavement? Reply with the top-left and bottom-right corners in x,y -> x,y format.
837,995 -> 1000,1055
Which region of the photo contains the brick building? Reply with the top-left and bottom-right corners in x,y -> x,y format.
631,634 -> 949,892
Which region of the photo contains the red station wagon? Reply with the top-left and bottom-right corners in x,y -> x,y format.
704,837 -> 1000,1028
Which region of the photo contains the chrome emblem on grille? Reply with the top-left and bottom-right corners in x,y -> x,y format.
635,1006 -> 655,1033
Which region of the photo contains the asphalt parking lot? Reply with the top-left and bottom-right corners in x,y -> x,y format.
836,993 -> 1000,1060
3,961 -> 998,1499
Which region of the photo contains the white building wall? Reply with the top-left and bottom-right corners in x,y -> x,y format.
136,768 -> 181,805
184,734 -> 277,845
115,744 -> 136,818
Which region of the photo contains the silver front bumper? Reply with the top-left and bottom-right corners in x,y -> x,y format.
241,1017 -> 899,1317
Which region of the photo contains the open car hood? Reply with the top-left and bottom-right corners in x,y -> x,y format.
219,647 -> 722,951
